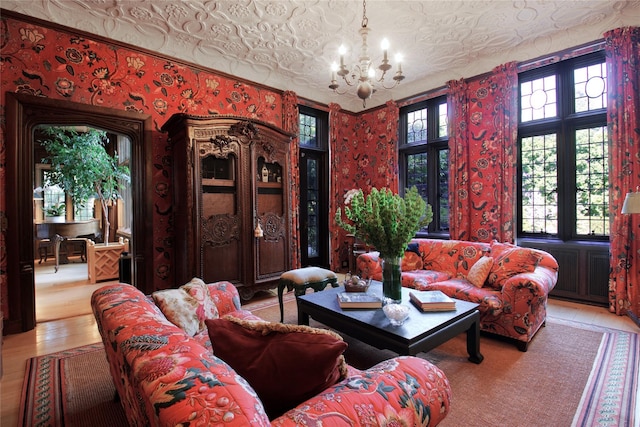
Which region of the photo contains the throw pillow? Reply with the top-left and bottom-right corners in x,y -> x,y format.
205,316 -> 348,419
152,288 -> 200,336
402,250 -> 423,271
487,247 -> 541,289
467,256 -> 494,288
181,277 -> 219,333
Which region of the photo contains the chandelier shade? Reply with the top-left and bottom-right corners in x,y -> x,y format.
328,0 -> 405,108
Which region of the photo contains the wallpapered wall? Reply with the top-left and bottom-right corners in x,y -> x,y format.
329,101 -> 400,272
0,15 -> 292,317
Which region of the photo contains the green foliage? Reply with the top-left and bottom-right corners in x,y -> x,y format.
40,126 -> 130,242
44,202 -> 65,216
335,187 -> 433,259
40,127 -> 130,207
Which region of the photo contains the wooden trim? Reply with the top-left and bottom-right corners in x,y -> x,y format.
4,92 -> 155,333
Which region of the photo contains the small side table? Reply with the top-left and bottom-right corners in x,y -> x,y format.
277,267 -> 339,322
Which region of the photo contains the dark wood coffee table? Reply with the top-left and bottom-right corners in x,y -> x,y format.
297,283 -> 483,363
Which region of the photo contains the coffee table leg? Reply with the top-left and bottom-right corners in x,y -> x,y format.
466,310 -> 484,364
298,306 -> 310,326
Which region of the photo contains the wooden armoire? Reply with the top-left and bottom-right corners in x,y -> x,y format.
162,114 -> 293,300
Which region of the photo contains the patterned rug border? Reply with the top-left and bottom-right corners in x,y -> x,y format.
571,331 -> 639,427
19,342 -> 106,427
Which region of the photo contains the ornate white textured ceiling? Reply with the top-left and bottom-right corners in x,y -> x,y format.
3,1 -> 640,111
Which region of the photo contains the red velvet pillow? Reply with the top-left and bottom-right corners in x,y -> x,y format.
205,316 -> 348,419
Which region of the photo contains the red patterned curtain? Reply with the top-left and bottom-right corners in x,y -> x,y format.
448,78 -> 471,240
447,63 -> 519,243
605,27 -> 640,317
282,91 -> 301,269
329,102 -> 349,271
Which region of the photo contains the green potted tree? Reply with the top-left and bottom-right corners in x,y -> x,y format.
40,126 -> 130,245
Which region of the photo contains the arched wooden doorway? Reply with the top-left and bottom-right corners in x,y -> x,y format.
5,93 -> 154,333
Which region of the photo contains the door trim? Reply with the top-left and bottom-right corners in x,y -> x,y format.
4,93 -> 154,333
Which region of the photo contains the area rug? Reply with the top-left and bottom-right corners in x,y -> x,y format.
19,296 -> 638,427
19,343 -> 128,427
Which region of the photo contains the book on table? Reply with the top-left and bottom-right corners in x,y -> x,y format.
337,292 -> 382,309
409,290 -> 456,312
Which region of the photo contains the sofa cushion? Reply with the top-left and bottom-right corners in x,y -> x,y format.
488,245 -> 542,289
467,256 -> 494,288
403,270 -> 452,290
151,288 -> 200,336
205,316 -> 348,419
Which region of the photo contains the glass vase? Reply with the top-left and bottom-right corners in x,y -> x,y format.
381,256 -> 402,303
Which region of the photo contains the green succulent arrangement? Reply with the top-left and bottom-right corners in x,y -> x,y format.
335,187 -> 433,259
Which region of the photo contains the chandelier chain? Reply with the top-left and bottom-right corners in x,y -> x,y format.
361,0 -> 368,28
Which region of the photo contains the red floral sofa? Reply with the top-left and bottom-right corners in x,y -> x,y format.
357,239 -> 559,351
92,281 -> 452,426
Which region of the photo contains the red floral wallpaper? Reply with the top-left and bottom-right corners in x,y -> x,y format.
329,101 -> 400,272
282,91 -> 302,270
0,15 -> 284,316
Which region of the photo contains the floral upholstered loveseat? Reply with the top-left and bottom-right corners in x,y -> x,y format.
357,239 -> 558,351
92,281 -> 452,426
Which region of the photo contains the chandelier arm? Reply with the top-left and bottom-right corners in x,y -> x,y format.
378,80 -> 402,90
341,73 -> 358,87
331,86 -> 350,96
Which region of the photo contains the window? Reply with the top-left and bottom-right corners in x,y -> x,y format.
42,170 -> 65,215
298,106 -> 329,267
518,52 -> 608,240
399,96 -> 449,235
73,198 -> 95,221
299,111 -> 319,147
116,134 -> 132,236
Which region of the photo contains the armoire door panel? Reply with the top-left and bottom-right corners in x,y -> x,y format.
257,239 -> 287,278
202,241 -> 241,283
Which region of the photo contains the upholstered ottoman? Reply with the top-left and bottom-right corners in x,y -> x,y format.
278,267 -> 338,322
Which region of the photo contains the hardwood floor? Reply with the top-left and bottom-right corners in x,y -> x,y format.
35,261 -> 115,322
1,277 -> 637,425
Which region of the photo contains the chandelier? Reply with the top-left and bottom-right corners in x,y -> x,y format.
329,0 -> 405,108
